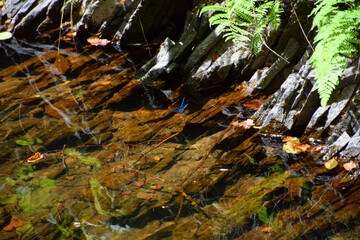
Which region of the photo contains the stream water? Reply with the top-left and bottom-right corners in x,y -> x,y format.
0,39 -> 359,240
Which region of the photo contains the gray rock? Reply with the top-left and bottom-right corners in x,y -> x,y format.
251,38 -> 299,91
13,0 -> 53,37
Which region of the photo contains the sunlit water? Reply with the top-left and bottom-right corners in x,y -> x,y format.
0,39 -> 359,240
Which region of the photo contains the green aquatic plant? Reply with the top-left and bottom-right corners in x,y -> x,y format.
257,206 -> 275,223
15,138 -> 43,146
200,0 -> 283,54
310,0 -> 360,107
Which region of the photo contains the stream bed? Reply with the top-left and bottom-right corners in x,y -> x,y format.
0,39 -> 359,240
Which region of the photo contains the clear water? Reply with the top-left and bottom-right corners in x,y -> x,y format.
0,39 -> 359,240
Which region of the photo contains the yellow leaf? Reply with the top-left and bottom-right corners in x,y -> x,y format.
325,158 -> 338,170
283,137 -> 301,154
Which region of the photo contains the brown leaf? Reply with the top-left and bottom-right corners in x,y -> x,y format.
136,191 -> 156,200
90,80 -> 112,87
343,161 -> 357,171
3,216 -> 25,231
133,178 -> 146,188
150,184 -> 163,190
212,52 -> 219,62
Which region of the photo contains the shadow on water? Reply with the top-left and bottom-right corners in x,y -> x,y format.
0,38 -> 360,240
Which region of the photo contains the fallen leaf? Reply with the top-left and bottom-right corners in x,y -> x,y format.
231,119 -> 255,129
122,191 -> 132,195
283,137 -> 311,154
212,52 -> 219,62
152,156 -> 161,161
90,80 -> 112,87
311,145 -> 324,152
27,152 -> 46,163
87,36 -> 111,46
136,191 -> 156,200
292,142 -> 311,152
150,184 -> 163,190
283,136 -> 296,143
65,176 -> 75,180
133,178 -> 146,188
283,137 -> 301,154
65,32 -> 74,37
260,227 -> 273,233
3,216 -> 25,231
325,158 -> 338,170
242,99 -> 268,110
343,161 -> 357,171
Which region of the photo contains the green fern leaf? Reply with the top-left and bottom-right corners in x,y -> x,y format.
201,0 -> 283,54
310,0 -> 360,106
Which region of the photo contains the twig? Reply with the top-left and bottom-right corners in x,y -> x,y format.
179,118 -> 237,186
290,1 -> 314,52
261,38 -> 290,64
113,165 -> 210,215
134,115 -> 186,165
62,144 -> 68,170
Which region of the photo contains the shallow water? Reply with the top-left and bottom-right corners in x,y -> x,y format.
0,39 -> 359,240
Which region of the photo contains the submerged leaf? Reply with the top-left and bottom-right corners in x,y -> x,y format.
16,140 -> 29,146
325,158 -> 338,170
232,119 -> 255,129
87,36 -> 111,46
283,137 -> 301,154
283,136 -> 310,154
3,216 -> 25,231
343,161 -> 357,171
0,31 -> 12,40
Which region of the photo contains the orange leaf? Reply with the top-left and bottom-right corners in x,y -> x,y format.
120,0 -> 125,4
242,99 -> 267,110
87,36 -> 111,46
122,191 -> 132,195
283,136 -> 296,143
91,80 -> 112,87
260,227 -> 273,233
292,142 -> 311,152
231,119 -> 255,129
65,32 -> 74,37
3,216 -> 25,231
311,145 -> 324,152
343,161 -> 357,171
212,52 -> 219,62
27,152 -> 46,163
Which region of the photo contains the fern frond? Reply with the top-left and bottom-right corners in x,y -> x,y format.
201,0 -> 283,54
310,0 -> 360,106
